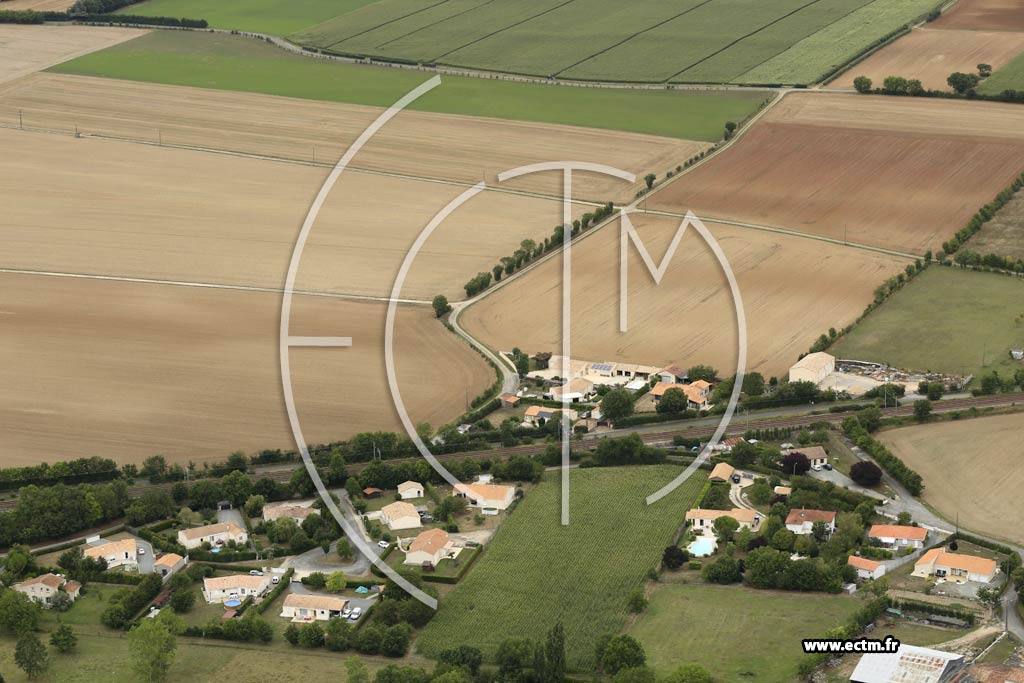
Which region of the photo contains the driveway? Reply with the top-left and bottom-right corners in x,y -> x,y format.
283,540 -> 376,579
135,537 -> 154,574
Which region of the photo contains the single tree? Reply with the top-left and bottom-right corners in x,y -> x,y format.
128,618 -> 177,683
850,460 -> 882,487
978,63 -> 993,78
49,623 -> 77,654
627,589 -> 647,613
15,633 -> 48,679
662,545 -> 688,570
431,295 -> 451,319
600,389 -> 635,421
346,657 -> 370,683
326,571 -> 348,593
655,388 -> 688,414
644,173 -> 656,189
913,399 -> 932,422
853,75 -> 873,93
947,71 -> 979,94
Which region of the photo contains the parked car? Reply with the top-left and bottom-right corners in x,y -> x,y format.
420,514 -> 434,523
272,576 -> 280,585
249,570 -> 263,576
138,547 -> 146,555
465,541 -> 481,548
349,607 -> 362,621
730,474 -> 741,484
377,540 -> 389,549
823,463 -> 833,471
812,465 -> 822,472
342,606 -> 352,617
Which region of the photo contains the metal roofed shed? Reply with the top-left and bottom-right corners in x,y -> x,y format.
850,644 -> 966,683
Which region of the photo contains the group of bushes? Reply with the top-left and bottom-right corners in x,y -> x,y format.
937,171 -> 1024,272
842,415 -> 923,495
100,574 -> 164,629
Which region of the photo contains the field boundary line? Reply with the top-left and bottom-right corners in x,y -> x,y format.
641,209 -> 920,259
375,0 -> 499,49
321,0 -> 453,50
0,121 -> 608,207
0,267 -> 433,304
429,0 -> 578,63
551,0 -> 717,78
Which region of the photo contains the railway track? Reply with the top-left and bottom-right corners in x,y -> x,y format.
0,393 -> 1017,512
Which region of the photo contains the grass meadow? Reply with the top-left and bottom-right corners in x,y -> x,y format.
50,31 -> 764,141
115,0 -> 374,35
829,266 -> 1024,381
627,582 -> 862,681
980,50 -> 1024,95
416,465 -> 707,670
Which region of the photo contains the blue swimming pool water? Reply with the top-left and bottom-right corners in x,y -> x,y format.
687,537 -> 715,557
224,599 -> 241,608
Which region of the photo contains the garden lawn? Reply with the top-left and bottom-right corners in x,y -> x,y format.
113,0 -> 374,35
628,582 -> 861,681
416,465 -> 706,670
48,31 -> 765,141
829,267 -> 1024,381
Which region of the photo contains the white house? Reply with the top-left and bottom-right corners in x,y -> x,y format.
154,553 -> 186,578
178,521 -> 248,550
404,528 -> 455,566
84,537 -> 138,570
912,548 -> 998,584
868,524 -> 927,549
454,482 -> 515,511
656,365 -> 688,384
783,446 -> 828,468
262,502 -> 315,523
650,381 -> 711,411
847,555 -> 886,581
398,481 -> 424,500
202,574 -> 271,603
12,574 -> 80,607
788,352 -> 835,384
545,378 -> 595,403
685,508 -> 760,534
280,593 -> 347,622
380,501 -> 422,530
850,644 -> 965,683
785,509 -> 836,536
523,405 -> 578,427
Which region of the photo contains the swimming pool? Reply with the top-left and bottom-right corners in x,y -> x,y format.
223,599 -> 241,608
687,537 -> 716,557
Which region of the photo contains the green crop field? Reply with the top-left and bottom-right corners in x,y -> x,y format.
416,465 -> 707,670
627,583 -> 861,681
282,0 -> 939,84
979,50 -> 1024,95
829,267 -> 1024,381
737,0 -> 941,85
49,31 -> 765,140
115,0 -> 374,35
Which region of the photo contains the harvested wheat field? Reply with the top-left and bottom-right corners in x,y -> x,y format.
0,25 -> 144,85
650,93 -> 1024,255
964,192 -> 1024,260
460,213 -> 909,378
931,0 -> 1024,31
830,29 -> 1024,91
0,0 -> 74,8
0,73 -> 701,202
0,127 -> 582,300
879,413 -> 1024,545
0,274 -> 491,466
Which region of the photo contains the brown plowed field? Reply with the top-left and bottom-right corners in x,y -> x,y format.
0,127 -> 581,300
931,0 -> 1024,31
460,213 -> 909,378
829,29 -> 1024,92
0,73 -> 703,202
649,93 -> 1024,255
0,274 -> 492,466
880,413 -> 1024,546
0,25 -> 144,85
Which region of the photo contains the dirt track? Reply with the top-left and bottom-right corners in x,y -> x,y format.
880,413 -> 1024,546
460,213 -> 909,378
0,274 -> 493,466
0,73 -> 704,202
829,28 -> 1024,92
0,25 -> 144,85
649,93 -> 1024,255
0,127 -> 582,300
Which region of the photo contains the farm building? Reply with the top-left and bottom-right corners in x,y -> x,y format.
262,502 -> 315,522
657,365 -> 688,384
499,393 -> 520,409
774,486 -> 792,498
362,487 -> 383,499
454,482 -> 515,511
404,528 -> 455,566
12,573 -> 80,607
154,553 -> 186,578
280,593 -> 347,622
398,481 -> 424,499
788,352 -> 835,384
847,555 -> 886,581
708,462 -> 735,482
785,509 -> 836,536
380,501 -> 421,530
912,548 -> 998,584
177,521 -> 248,550
523,405 -> 578,427
850,643 -> 965,683
84,537 -> 138,570
202,574 -> 271,603
868,524 -> 927,549
544,378 -> 596,403
685,508 -> 760,533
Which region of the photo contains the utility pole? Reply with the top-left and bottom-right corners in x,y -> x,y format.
18,109 -> 23,130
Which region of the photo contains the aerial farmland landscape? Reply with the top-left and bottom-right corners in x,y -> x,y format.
1,0 -> 1023,682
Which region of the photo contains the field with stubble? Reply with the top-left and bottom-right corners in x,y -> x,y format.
930,0 -> 1024,31
0,274 -> 492,466
879,413 -> 1024,546
0,25 -> 144,85
460,213 -> 909,378
649,93 -> 1024,255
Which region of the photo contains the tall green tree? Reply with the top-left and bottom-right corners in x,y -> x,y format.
128,618 -> 177,682
543,622 -> 566,683
50,623 -> 77,653
15,632 -> 48,679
